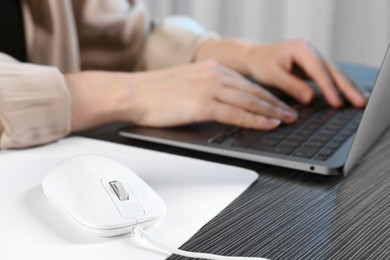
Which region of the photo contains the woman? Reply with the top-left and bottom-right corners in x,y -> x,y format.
0,0 -> 367,149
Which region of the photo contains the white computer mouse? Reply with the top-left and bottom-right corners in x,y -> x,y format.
42,154 -> 166,237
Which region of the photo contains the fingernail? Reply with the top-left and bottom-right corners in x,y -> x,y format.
279,101 -> 291,110
300,91 -> 313,103
282,108 -> 298,121
268,118 -> 282,126
332,97 -> 344,108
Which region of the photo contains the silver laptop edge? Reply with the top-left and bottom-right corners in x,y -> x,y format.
343,44 -> 390,175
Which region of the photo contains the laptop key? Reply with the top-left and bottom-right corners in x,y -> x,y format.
326,142 -> 342,150
318,148 -> 334,157
264,133 -> 286,142
285,135 -> 306,143
209,136 -> 226,144
208,127 -> 241,144
314,155 -> 329,161
333,135 -> 349,143
279,140 -> 302,147
305,140 -> 325,148
311,135 -> 332,143
231,131 -> 266,148
292,146 -> 319,158
252,144 -> 295,155
255,138 -> 280,146
274,145 -> 296,154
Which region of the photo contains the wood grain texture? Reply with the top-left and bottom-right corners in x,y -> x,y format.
167,129 -> 390,260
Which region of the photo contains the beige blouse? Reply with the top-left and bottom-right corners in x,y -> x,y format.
0,0 -> 216,149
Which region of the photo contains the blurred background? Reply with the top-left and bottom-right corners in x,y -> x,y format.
144,0 -> 390,67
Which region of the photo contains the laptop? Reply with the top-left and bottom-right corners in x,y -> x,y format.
119,43 -> 390,176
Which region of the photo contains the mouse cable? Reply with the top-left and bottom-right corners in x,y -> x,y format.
133,226 -> 270,260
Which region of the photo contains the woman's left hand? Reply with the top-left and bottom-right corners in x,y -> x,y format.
196,38 -> 368,108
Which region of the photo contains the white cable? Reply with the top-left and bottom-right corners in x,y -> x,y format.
133,226 -> 270,260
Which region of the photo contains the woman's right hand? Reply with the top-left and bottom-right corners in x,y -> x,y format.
66,60 -> 297,132
127,60 -> 297,129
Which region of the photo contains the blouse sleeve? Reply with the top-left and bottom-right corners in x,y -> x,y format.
73,0 -> 219,72
143,15 -> 219,70
0,53 -> 71,149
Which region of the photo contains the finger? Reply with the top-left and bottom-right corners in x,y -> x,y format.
324,61 -> 368,108
222,76 -> 290,108
292,45 -> 343,107
217,67 -> 293,109
271,69 -> 315,104
209,102 -> 282,130
215,87 -> 298,124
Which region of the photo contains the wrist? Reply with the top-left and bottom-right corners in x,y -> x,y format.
66,71 -> 136,131
194,38 -> 255,75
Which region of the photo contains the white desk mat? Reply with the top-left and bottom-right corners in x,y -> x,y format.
0,137 -> 258,260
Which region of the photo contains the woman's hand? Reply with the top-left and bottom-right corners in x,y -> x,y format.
67,38 -> 368,133
127,61 -> 297,129
195,38 -> 368,108
66,61 -> 298,132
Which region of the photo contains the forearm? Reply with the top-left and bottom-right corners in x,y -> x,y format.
65,71 -> 137,132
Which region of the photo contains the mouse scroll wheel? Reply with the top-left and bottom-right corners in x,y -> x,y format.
109,181 -> 129,201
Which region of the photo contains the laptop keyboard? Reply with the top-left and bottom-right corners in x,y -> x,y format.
208,99 -> 363,161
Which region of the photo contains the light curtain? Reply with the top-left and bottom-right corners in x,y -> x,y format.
144,0 -> 390,67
